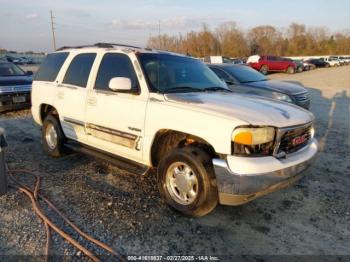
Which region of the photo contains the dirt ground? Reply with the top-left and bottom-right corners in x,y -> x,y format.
0,66 -> 349,261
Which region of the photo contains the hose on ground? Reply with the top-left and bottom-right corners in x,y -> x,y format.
7,168 -> 125,262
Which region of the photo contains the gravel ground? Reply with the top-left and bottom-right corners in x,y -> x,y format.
0,66 -> 349,261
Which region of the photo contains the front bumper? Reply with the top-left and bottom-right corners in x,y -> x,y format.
213,139 -> 318,206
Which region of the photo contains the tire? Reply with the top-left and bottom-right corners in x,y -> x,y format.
297,66 -> 303,73
157,146 -> 218,217
259,65 -> 268,75
325,63 -> 330,68
287,66 -> 295,74
42,114 -> 66,157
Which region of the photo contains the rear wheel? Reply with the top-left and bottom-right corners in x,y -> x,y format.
260,65 -> 268,75
157,146 -> 218,217
287,66 -> 295,74
42,114 -> 66,157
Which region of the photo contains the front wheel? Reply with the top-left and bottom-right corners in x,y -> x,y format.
42,114 -> 66,157
157,146 -> 218,217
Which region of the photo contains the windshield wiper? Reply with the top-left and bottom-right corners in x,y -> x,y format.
241,79 -> 268,83
203,86 -> 232,92
164,86 -> 202,93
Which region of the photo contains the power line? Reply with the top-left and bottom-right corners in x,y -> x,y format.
50,10 -> 57,51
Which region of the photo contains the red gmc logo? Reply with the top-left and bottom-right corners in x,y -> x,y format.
292,134 -> 308,146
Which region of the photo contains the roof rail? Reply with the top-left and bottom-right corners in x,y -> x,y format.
56,43 -> 144,51
94,42 -> 143,49
56,45 -> 93,51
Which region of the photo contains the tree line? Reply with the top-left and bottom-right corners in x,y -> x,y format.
147,22 -> 350,58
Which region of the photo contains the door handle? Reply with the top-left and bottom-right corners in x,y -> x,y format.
87,97 -> 97,106
57,91 -> 64,99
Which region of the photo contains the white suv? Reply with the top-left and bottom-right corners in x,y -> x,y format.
323,57 -> 341,67
31,43 -> 318,217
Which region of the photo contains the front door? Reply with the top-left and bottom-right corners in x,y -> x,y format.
85,52 -> 148,163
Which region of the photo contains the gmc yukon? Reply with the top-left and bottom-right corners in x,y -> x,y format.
31,43 -> 318,217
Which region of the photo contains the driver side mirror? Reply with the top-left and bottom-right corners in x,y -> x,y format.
108,77 -> 132,92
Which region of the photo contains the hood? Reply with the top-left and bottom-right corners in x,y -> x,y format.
164,92 -> 314,128
0,75 -> 33,86
245,80 -> 307,95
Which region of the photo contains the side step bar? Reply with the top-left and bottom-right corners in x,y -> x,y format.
65,141 -> 150,176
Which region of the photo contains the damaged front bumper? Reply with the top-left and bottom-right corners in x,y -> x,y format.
213,138 -> 318,206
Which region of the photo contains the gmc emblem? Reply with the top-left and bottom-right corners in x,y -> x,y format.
292,134 -> 308,146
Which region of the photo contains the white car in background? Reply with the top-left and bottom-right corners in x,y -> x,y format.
339,56 -> 350,65
323,57 -> 341,67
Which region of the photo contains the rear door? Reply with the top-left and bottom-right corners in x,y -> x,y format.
268,56 -> 279,70
54,53 -> 96,143
275,56 -> 285,70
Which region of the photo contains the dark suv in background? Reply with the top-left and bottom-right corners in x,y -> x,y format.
0,61 -> 33,112
304,58 -> 330,68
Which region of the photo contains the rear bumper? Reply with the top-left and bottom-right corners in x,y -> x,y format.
213,139 -> 318,206
0,92 -> 31,112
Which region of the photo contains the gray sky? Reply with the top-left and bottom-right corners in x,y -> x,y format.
0,0 -> 349,52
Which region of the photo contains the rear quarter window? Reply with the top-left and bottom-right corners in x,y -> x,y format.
34,52 -> 69,82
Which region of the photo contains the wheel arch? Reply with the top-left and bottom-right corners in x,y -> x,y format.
40,104 -> 58,122
150,129 -> 218,167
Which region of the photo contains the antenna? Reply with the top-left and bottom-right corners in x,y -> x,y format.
50,10 -> 57,51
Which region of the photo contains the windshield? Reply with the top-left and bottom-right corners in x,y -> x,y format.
224,65 -> 268,83
137,53 -> 227,93
0,63 -> 25,76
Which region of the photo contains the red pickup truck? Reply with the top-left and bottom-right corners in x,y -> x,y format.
247,55 -> 296,75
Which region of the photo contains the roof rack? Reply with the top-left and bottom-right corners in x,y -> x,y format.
94,42 -> 143,49
56,43 -> 146,51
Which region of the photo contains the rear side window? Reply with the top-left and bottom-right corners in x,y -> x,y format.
94,53 -> 139,92
34,52 -> 69,82
63,53 -> 96,88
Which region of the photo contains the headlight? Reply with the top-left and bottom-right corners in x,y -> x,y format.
271,92 -> 293,103
231,127 -> 276,156
310,125 -> 315,139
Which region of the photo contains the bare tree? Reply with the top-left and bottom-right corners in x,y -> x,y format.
146,22 -> 350,58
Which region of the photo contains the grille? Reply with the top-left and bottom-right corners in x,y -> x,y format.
294,92 -> 310,108
278,124 -> 312,154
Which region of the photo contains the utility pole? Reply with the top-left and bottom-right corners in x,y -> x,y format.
50,10 -> 57,51
158,20 -> 161,50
